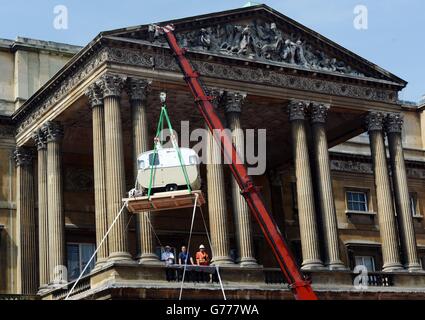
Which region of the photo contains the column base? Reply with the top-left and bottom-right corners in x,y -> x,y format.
138,253 -> 162,265
238,257 -> 259,267
326,261 -> 348,271
108,251 -> 135,263
92,258 -> 108,272
405,262 -> 424,273
382,262 -> 404,272
301,259 -> 325,271
211,256 -> 235,266
37,284 -> 50,295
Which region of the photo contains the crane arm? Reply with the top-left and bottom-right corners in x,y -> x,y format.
157,24 -> 318,300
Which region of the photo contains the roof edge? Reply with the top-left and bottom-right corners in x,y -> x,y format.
101,4 -> 406,87
12,33 -> 104,121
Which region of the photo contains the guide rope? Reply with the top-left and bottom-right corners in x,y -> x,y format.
178,193 -> 198,300
65,200 -> 131,300
65,91 -> 225,300
177,194 -> 226,301
143,210 -> 164,248
199,205 -> 226,300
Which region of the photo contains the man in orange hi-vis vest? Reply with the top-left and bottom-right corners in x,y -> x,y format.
195,244 -> 210,266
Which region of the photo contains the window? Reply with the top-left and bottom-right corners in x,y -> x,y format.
149,153 -> 160,166
189,155 -> 198,165
346,191 -> 368,212
410,193 -> 421,217
354,255 -> 375,272
67,243 -> 96,281
137,159 -> 145,170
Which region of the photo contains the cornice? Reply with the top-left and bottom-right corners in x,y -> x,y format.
13,38 -> 402,137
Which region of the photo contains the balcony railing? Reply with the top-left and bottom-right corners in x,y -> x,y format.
0,294 -> 39,300
51,275 -> 91,300
348,271 -> 394,287
263,268 -> 288,285
164,265 -> 219,283
364,272 -> 394,287
265,268 -> 394,288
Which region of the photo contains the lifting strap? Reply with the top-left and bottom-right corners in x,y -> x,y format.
147,99 -> 192,199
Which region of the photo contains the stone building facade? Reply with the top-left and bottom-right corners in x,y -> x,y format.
1,5 -> 425,299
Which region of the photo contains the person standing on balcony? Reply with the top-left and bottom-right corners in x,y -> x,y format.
195,244 -> 211,283
195,244 -> 210,266
179,246 -> 194,265
162,245 -> 176,281
178,245 -> 194,282
161,245 -> 175,265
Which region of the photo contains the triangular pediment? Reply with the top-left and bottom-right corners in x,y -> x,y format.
175,19 -> 365,77
102,4 -> 405,86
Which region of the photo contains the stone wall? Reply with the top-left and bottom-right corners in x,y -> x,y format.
0,37 -> 80,115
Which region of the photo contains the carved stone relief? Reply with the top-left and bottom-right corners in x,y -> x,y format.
406,167 -> 425,179
150,19 -> 365,77
331,158 -> 425,180
330,159 -> 373,174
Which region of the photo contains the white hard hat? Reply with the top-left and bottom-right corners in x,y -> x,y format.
199,244 -> 205,249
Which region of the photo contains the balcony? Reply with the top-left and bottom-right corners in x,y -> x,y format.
39,263 -> 425,300
42,262 -> 291,300
0,294 -> 39,300
51,276 -> 92,300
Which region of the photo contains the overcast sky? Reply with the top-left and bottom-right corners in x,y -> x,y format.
1,0 -> 423,102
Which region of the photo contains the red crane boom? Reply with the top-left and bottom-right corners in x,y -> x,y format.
158,24 -> 318,300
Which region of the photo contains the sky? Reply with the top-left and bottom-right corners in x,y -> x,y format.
1,0 -> 424,102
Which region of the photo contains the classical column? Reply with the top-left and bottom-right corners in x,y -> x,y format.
85,84 -> 109,268
97,74 -> 132,262
205,90 -> 233,265
44,121 -> 67,285
33,129 -> 49,289
127,78 -> 160,264
366,111 -> 402,272
14,147 -> 38,294
310,103 -> 345,270
223,91 -> 258,267
385,113 -> 421,271
288,100 -> 323,270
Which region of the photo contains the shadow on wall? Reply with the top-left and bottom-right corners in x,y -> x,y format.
0,226 -> 17,294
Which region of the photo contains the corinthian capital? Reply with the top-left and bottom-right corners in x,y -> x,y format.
310,102 -> 330,124
222,91 -> 247,113
385,113 -> 404,134
205,87 -> 224,108
13,147 -> 33,167
288,100 -> 309,121
85,83 -> 103,108
365,111 -> 385,132
97,74 -> 127,98
43,121 -> 64,142
32,128 -> 47,150
126,78 -> 152,102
